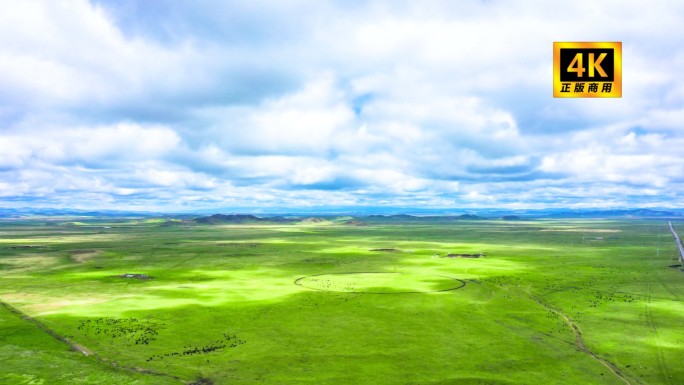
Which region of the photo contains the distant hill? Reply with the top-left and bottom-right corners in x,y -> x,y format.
192,214 -> 301,224
543,209 -> 682,219
1,207 -> 683,221
365,214 -> 485,221
194,214 -> 263,224
501,215 -> 523,221
455,214 -> 485,220
366,214 -> 417,221
388,214 -> 416,219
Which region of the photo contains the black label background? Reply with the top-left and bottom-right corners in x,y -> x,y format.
559,48 -> 614,82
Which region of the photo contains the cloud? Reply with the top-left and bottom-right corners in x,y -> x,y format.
1,0 -> 684,210
0,1 -> 190,108
0,123 -> 179,167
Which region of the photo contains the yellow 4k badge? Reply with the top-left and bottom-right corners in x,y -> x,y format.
553,42 -> 622,98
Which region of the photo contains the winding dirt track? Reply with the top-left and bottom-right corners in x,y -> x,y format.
530,295 -> 641,385
0,300 -> 184,384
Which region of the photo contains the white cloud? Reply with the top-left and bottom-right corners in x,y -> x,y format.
134,166 -> 216,189
238,75 -> 355,155
1,0 -> 684,210
0,0 -> 207,112
0,123 -> 179,165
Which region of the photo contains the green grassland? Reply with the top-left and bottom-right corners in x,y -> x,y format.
0,218 -> 682,384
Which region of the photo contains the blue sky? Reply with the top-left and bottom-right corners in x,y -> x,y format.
1,0 -> 683,211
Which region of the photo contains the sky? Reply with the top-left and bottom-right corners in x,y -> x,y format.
1,0 -> 684,212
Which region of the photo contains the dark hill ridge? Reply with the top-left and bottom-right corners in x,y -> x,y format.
387,214 -> 416,219
194,214 -> 263,224
193,214 -> 298,224
454,214 -> 484,220
366,214 -> 417,220
501,215 -> 523,221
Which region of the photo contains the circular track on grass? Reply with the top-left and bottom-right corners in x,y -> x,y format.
295,272 -> 465,294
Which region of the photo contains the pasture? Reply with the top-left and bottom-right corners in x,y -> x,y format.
0,217 -> 682,384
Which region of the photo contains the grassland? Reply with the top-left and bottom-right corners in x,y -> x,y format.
0,217 -> 682,384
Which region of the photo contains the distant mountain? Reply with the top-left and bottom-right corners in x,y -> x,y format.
194,214 -> 263,224
366,214 -> 417,221
543,209 -> 683,218
1,207 -> 683,221
388,214 -> 416,219
365,214 -> 485,221
192,214 -> 300,224
455,214 -> 485,220
267,216 -> 297,223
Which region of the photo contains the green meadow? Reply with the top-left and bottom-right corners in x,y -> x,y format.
0,218 -> 682,385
